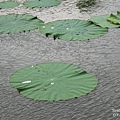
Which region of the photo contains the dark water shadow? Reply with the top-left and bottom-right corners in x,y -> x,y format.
76,0 -> 100,12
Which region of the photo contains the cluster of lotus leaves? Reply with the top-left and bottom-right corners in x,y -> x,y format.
0,2 -> 119,101
0,14 -> 109,41
9,62 -> 98,101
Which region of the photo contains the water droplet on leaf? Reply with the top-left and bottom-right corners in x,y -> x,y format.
22,81 -> 31,84
51,82 -> 54,85
51,27 -> 54,29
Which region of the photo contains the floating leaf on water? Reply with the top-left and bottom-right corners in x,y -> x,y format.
9,62 -> 98,101
89,15 -> 120,28
39,19 -> 108,41
0,1 -> 19,9
23,0 -> 61,8
107,11 -> 120,25
0,14 -> 44,34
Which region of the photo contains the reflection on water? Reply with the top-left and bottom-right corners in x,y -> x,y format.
76,0 -> 100,12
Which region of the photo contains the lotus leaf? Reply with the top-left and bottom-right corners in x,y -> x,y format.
23,0 -> 61,8
39,19 -> 108,41
0,14 -> 44,33
107,11 -> 120,25
89,15 -> 120,28
9,62 -> 98,101
0,1 -> 19,9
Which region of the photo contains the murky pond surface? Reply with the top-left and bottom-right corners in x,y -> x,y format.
0,0 -> 120,120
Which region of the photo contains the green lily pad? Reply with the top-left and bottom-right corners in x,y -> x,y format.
107,11 -> 120,25
89,15 -> 120,28
9,62 -> 98,101
39,19 -> 108,41
23,0 -> 61,8
0,14 -> 44,34
0,1 -> 19,9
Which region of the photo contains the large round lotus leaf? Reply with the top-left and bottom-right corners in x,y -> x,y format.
107,11 -> 120,25
0,14 -> 44,33
23,0 -> 61,8
0,1 -> 19,9
89,15 -> 120,28
39,19 -> 108,41
9,62 -> 98,101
